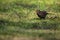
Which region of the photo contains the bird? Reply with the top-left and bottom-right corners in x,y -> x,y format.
36,10 -> 48,19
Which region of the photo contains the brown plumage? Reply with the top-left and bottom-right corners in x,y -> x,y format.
36,10 -> 48,19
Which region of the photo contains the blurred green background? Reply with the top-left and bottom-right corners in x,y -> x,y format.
0,0 -> 60,40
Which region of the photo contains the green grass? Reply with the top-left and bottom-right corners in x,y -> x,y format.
0,29 -> 60,40
0,0 -> 60,40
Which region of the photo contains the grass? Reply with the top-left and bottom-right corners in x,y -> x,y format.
0,30 -> 60,40
0,0 -> 60,40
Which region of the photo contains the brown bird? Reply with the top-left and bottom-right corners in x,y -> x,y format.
36,10 -> 48,19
